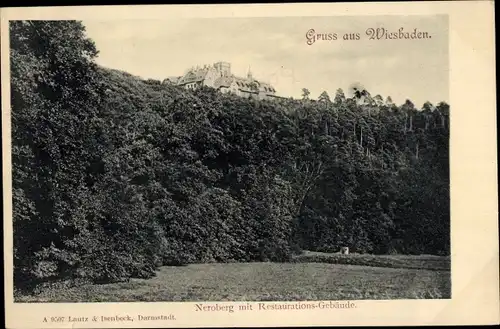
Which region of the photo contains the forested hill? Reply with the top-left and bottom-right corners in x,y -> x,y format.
10,21 -> 450,290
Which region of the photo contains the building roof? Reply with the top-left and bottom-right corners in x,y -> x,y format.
177,67 -> 211,85
214,75 -> 274,93
233,76 -> 259,93
214,76 -> 234,88
255,81 -> 276,94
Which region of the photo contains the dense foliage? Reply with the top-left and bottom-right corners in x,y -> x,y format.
10,21 -> 450,291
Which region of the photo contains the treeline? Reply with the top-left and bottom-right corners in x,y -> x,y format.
10,21 -> 450,291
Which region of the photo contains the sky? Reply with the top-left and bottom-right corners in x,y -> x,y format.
82,15 -> 448,107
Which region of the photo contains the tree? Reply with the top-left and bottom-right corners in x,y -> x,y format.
301,88 -> 310,100
11,20 -> 105,288
436,101 -> 450,128
373,94 -> 384,106
318,91 -> 331,103
334,88 -> 346,105
11,21 -> 165,288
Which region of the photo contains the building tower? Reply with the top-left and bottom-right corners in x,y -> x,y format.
214,62 -> 231,77
247,65 -> 253,80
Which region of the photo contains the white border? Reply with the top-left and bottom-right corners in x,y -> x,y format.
2,2 -> 498,327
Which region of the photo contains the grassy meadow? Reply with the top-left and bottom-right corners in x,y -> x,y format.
15,253 -> 451,302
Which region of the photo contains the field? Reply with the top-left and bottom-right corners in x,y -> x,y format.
15,253 -> 451,302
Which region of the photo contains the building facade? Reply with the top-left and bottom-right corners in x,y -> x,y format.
164,62 -> 280,100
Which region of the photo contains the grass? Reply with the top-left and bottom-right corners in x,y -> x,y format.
15,253 -> 451,302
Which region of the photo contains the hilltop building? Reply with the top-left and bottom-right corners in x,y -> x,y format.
164,62 -> 282,100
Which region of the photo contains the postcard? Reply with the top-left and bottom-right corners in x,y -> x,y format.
2,1 -> 498,328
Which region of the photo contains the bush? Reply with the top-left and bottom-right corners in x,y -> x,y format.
293,252 -> 450,271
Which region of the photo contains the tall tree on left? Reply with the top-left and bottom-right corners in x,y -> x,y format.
10,21 -> 107,290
